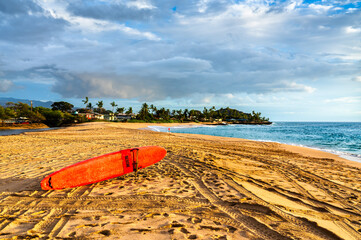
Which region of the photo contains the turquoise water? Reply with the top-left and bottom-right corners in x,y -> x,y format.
148,122 -> 361,162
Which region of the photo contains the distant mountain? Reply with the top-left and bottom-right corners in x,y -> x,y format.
0,97 -> 54,108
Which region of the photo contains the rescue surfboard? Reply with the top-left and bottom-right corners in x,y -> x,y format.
41,146 -> 166,190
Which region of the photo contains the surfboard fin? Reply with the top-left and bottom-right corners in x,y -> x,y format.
131,148 -> 139,180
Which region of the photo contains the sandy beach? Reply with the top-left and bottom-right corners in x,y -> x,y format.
0,122 -> 360,239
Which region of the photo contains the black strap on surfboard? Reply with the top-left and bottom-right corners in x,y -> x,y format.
130,148 -> 139,180
48,177 -> 53,189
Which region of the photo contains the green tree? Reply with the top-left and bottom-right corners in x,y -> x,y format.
5,102 -> 31,121
176,109 -> 183,121
150,104 -> 157,116
155,107 -> 170,120
62,112 -> 76,125
82,97 -> 89,106
183,109 -> 189,121
96,101 -> 104,113
202,107 -> 209,120
42,110 -> 64,127
27,111 -> 46,123
110,101 -> 117,113
165,109 -> 170,120
126,107 -> 133,114
86,102 -> 93,112
51,101 -> 74,112
117,107 -> 125,114
189,109 -> 201,120
137,103 -> 152,121
0,106 -> 6,118
4,107 -> 16,119
0,106 -> 8,126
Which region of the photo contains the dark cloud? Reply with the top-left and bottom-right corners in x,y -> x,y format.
0,0 -> 360,110
52,72 -> 166,100
4,65 -> 63,79
50,71 -> 317,101
67,0 -> 154,22
0,0 -> 42,14
0,1 -> 68,44
0,14 -> 68,43
50,51 -> 321,101
66,0 -> 231,23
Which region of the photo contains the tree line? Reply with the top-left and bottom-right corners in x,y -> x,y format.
0,99 -> 271,127
79,97 -> 133,115
0,102 -> 86,127
135,103 -> 270,123
78,97 -> 269,123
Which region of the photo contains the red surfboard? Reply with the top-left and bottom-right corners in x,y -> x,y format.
41,146 -> 166,190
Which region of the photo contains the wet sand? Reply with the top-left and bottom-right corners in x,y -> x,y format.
0,123 -> 49,130
0,122 -> 360,239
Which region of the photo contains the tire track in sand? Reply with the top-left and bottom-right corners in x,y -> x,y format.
169,153 -> 346,240
167,159 -> 291,240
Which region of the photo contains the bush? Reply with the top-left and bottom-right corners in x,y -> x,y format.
62,113 -> 76,125
28,111 -> 46,123
42,110 -> 64,127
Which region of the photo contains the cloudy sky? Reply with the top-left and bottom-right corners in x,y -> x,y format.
0,0 -> 360,121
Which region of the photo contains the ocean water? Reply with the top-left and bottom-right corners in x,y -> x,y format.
0,128 -> 54,136
148,122 -> 361,163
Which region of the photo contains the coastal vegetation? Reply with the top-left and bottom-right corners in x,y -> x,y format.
0,102 -> 85,127
135,103 -> 270,124
0,99 -> 271,128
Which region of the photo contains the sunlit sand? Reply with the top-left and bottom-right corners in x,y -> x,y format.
1,122 -> 360,239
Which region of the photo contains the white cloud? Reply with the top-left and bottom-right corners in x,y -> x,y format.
0,0 -> 360,122
126,0 -> 156,10
132,57 -> 212,73
0,79 -> 14,92
352,76 -> 361,82
255,81 -> 316,94
287,82 -> 316,93
286,1 -> 302,12
37,0 -> 160,40
325,96 -> 361,104
345,26 -> 361,34
67,16 -> 160,41
308,4 -> 332,12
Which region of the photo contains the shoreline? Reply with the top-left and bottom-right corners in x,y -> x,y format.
1,122 -> 361,239
0,123 -> 49,130
124,122 -> 361,168
1,121 -> 359,167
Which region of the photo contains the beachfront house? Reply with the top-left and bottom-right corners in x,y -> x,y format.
104,113 -> 116,121
115,113 -> 135,121
78,113 -> 94,120
93,113 -> 104,120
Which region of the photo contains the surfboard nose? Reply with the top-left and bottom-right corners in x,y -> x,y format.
159,146 -> 167,159
40,176 -> 51,190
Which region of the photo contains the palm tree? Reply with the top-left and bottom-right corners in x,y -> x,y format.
138,103 -> 151,120
176,110 -> 183,120
82,97 -> 89,112
110,101 -> 117,113
82,97 -> 89,106
96,101 -> 104,113
150,104 -> 157,116
126,107 -> 133,114
86,102 -> 93,112
183,109 -> 189,120
117,107 -> 125,114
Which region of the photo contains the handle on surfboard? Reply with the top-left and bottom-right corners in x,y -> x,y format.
131,148 -> 139,179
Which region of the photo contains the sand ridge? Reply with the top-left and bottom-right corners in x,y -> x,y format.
0,122 -> 361,239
